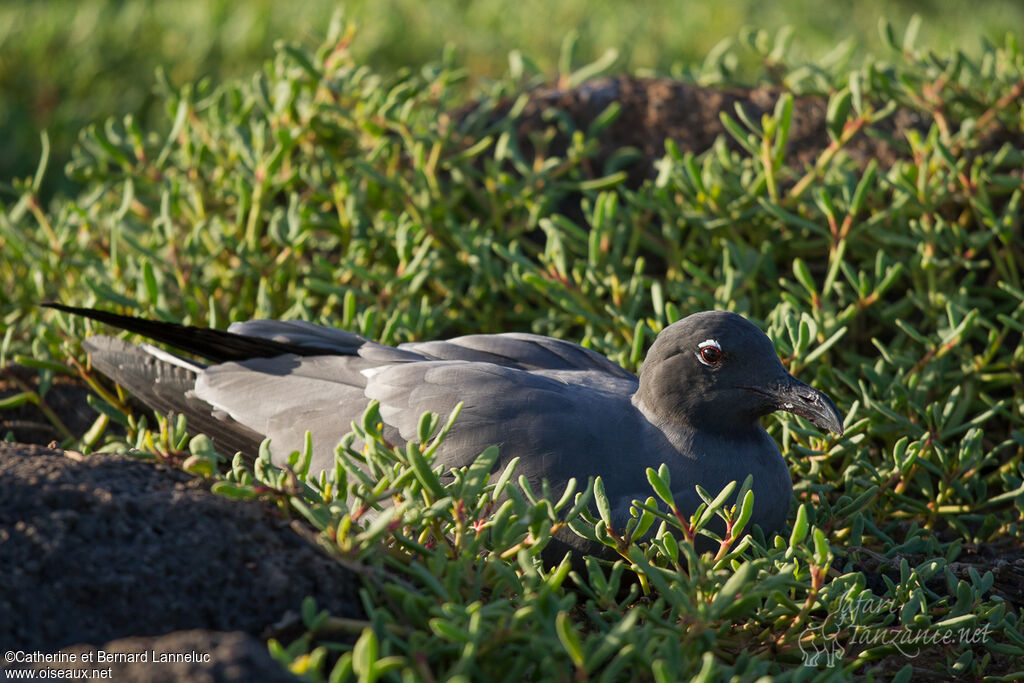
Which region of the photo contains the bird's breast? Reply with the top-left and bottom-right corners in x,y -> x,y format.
639,423 -> 793,540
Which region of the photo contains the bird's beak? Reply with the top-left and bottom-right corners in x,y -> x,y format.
745,375 -> 845,436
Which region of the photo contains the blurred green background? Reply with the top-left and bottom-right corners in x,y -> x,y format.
2,0 -> 1023,200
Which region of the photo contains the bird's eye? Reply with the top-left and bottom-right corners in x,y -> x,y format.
700,346 -> 722,364
697,339 -> 722,366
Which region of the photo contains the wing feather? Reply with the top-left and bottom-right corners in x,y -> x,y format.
400,333 -> 634,376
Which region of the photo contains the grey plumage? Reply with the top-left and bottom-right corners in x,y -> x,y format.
49,304 -> 844,557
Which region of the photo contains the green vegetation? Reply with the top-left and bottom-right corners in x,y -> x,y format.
4,0 -> 1024,196
3,7 -> 1024,681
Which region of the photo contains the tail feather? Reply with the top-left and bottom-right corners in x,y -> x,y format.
44,303 -> 341,363
83,336 -> 265,459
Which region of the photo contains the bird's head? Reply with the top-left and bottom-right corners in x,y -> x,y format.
636,311 -> 844,436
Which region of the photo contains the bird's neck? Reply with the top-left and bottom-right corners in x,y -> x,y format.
631,392 -> 765,450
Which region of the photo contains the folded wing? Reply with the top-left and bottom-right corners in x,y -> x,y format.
61,306 -> 642,477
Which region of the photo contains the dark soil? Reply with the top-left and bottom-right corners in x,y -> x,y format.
0,366 -> 97,446
0,444 -> 363,672
851,539 -> 1024,609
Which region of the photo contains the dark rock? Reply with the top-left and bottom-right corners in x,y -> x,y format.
0,444 -> 363,652
453,75 -> 933,185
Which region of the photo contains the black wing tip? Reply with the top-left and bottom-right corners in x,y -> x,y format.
41,301 -> 74,312
43,302 -> 127,316
44,302 -> 345,362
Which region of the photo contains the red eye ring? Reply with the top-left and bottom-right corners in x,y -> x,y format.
699,346 -> 722,364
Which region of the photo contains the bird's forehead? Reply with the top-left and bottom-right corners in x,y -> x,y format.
664,311 -> 780,357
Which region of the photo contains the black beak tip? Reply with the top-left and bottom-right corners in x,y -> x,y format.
812,398 -> 845,437
762,377 -> 845,437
